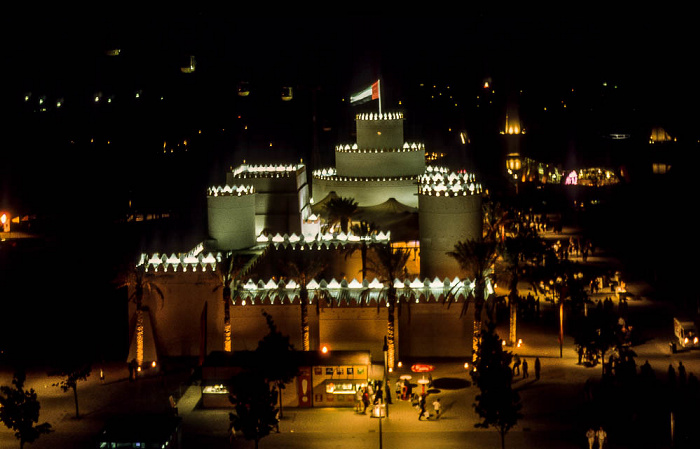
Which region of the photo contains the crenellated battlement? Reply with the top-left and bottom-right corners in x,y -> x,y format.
235,275 -> 486,306
230,163 -> 303,178
257,230 -> 391,248
355,111 -> 404,121
312,167 -> 420,183
334,142 -> 425,153
207,185 -> 256,196
418,170 -> 483,196
138,250 -> 220,273
140,231 -> 392,272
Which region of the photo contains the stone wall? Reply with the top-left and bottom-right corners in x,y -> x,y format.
129,270 -> 473,363
335,147 -> 425,178
418,194 -> 483,279
356,115 -> 404,149
312,176 -> 419,207
206,191 -> 256,250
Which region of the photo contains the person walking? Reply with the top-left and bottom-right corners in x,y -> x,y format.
418,394 -> 427,420
128,359 -> 136,381
586,428 -> 595,449
362,387 -> 370,414
355,388 -> 364,412
522,358 -> 529,378
374,385 -> 383,405
596,426 -> 607,449
432,398 -> 441,419
678,361 -> 687,386
513,354 -> 521,376
535,357 -> 541,380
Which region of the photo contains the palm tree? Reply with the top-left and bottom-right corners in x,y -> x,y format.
364,244 -> 410,371
497,224 -> 552,345
278,248 -> 328,351
213,252 -> 249,352
118,264 -> 164,369
482,201 -> 510,242
345,220 -> 379,281
324,197 -> 358,234
497,237 -> 525,346
447,239 -> 499,361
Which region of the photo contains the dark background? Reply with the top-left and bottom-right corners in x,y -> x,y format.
1,9 -> 697,364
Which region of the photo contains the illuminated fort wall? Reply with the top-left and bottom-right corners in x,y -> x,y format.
226,164 -> 310,236
397,302 -> 471,357
418,173 -> 483,279
132,112 -> 483,364
335,147 -> 426,178
132,245 -> 477,361
311,113 -> 425,207
206,186 -> 257,250
312,171 -> 420,208
355,113 -> 404,149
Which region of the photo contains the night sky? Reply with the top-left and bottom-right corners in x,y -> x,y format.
2,9 -> 697,249
4,11 -> 696,202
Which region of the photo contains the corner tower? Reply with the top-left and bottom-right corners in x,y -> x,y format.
418,169 -> 484,280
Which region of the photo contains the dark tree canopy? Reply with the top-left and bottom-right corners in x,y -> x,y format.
0,370 -> 52,449
227,370 -> 279,449
256,311 -> 300,420
49,359 -> 92,419
471,325 -> 523,449
256,311 -> 298,384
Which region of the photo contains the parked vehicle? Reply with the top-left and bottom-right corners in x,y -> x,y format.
672,318 -> 699,352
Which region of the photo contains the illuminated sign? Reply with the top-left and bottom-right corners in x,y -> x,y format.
565,171 -> 578,185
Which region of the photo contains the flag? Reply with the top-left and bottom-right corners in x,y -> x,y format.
350,80 -> 380,105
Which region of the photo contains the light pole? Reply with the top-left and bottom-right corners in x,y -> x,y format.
559,298 -> 564,358
382,336 -> 389,418
556,277 -> 564,358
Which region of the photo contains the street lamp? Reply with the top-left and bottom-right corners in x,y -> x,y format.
555,277 -> 563,358
382,336 -> 389,418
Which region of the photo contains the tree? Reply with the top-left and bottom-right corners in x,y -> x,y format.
116,264 -> 164,369
471,325 -> 523,449
364,243 -> 410,371
49,359 -> 92,419
256,311 -> 299,422
213,252 -> 250,352
227,370 -> 278,449
324,196 -> 358,234
447,238 -> 499,360
346,220 -> 379,281
0,370 -> 52,449
277,248 -> 328,351
496,226 -> 548,346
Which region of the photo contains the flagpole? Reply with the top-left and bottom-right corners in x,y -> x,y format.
377,79 -> 382,116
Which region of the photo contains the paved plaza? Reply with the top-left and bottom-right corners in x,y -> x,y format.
2,227 -> 699,448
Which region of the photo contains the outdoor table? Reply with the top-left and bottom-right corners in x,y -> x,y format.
417,378 -> 430,394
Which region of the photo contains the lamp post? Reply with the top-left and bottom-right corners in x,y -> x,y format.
382,336 -> 389,418
555,277 -> 563,358
375,336 -> 388,449
559,298 -> 564,358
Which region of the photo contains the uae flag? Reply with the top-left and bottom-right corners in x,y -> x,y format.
350,80 -> 380,105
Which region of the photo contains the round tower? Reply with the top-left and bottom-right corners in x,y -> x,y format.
311,112 -> 425,207
418,170 -> 484,280
355,111 -> 404,149
207,185 -> 257,250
